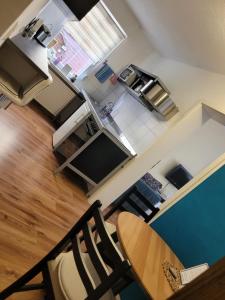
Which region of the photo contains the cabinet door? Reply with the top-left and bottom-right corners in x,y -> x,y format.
70,133 -> 129,184
36,70 -> 75,115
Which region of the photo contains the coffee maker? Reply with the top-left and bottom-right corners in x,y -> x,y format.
22,18 -> 51,47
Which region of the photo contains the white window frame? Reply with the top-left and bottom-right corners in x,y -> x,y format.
76,1 -> 127,78
49,1 -> 127,78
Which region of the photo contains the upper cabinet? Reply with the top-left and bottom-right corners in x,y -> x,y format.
63,0 -> 99,20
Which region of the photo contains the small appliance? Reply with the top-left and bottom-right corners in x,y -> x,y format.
34,24 -> 51,46
118,67 -> 136,86
22,18 -> 44,39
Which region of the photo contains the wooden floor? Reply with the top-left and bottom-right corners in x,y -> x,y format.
0,103 -> 90,299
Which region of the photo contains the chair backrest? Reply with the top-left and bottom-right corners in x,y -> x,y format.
105,184 -> 160,224
0,201 -> 130,300
122,186 -> 160,223
72,206 -> 130,299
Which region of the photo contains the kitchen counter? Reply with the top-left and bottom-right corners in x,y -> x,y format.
88,88 -> 171,154
53,90 -> 137,157
83,91 -> 136,156
53,89 -> 136,195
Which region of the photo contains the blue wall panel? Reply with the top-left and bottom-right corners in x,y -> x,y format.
151,165 -> 225,267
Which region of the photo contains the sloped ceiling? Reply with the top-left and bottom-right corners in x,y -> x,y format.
125,0 -> 225,74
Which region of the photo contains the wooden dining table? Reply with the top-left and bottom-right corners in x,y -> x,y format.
117,212 -> 184,300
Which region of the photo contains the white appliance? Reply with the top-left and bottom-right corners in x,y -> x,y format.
118,66 -> 136,86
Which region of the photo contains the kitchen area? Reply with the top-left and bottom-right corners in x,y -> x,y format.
47,64 -> 178,195
28,0 -> 180,196
3,1 -> 225,299
0,0 -> 180,196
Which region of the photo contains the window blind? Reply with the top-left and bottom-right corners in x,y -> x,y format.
64,1 -> 126,64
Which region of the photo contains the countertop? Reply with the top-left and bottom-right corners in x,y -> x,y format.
10,35 -> 50,79
54,86 -> 169,156
85,88 -> 166,155
82,90 -> 136,156
53,89 -> 136,157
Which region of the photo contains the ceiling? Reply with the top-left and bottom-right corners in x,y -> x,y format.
125,0 -> 225,75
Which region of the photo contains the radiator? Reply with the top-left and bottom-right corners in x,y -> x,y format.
0,94 -> 11,109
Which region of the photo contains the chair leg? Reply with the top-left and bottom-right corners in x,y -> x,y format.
16,283 -> 45,292
0,263 -> 53,300
0,268 -> 45,299
112,269 -> 135,295
42,265 -> 55,300
103,187 -> 134,221
103,198 -> 125,221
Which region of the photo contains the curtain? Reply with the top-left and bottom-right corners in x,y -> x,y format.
64,1 -> 126,64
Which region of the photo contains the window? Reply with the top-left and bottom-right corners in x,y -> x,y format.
48,1 -> 126,78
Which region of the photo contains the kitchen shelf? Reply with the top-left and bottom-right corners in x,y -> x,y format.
118,64 -> 178,120
54,115 -> 100,162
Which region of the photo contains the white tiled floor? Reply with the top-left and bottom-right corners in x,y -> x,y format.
110,91 -> 169,154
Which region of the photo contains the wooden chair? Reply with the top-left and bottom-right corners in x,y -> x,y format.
104,185 -> 160,223
0,200 -> 131,300
102,185 -> 161,244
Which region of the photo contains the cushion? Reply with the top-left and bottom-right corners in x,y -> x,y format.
94,222 -> 116,244
105,222 -> 116,235
135,180 -> 162,206
141,172 -> 162,192
48,251 -> 115,300
22,73 -> 43,95
94,222 -> 123,257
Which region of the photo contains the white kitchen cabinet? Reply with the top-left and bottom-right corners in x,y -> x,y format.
36,69 -> 76,116
53,90 -> 135,196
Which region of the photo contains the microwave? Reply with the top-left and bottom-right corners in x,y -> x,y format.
119,67 -> 136,86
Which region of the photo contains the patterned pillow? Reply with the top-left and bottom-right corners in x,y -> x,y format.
141,172 -> 162,192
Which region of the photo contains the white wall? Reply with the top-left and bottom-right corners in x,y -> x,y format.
125,0 -> 225,75
140,55 -> 225,116
88,103 -> 205,208
80,6 -> 225,210
89,101 -> 225,209
150,119 -> 225,189
88,54 -> 225,209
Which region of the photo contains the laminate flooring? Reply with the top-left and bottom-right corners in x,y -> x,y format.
0,103 -> 89,299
